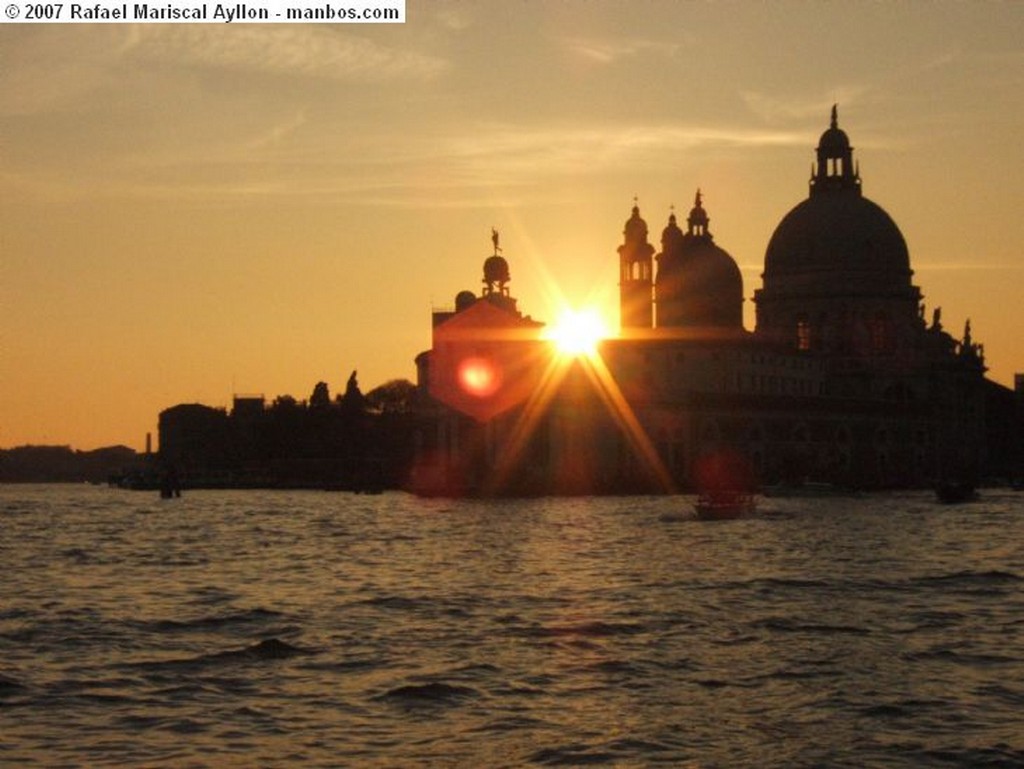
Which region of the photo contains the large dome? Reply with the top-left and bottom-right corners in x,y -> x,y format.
754,108 -> 923,353
764,192 -> 911,286
762,106 -> 913,295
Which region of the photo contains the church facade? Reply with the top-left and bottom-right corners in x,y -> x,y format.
411,109 -> 1014,496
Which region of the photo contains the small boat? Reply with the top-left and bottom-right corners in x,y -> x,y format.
935,481 -> 977,504
694,491 -> 757,520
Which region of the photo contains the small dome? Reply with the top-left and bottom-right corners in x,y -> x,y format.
818,103 -> 851,155
483,255 -> 510,285
624,204 -> 648,242
687,189 -> 709,233
455,290 -> 477,312
818,125 -> 851,155
661,212 -> 684,254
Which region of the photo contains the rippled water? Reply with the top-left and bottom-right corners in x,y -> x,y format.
2,484 -> 1023,767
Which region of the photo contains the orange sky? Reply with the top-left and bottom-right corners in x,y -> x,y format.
2,1 -> 1023,450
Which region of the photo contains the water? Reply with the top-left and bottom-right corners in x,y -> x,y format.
2,485 -> 1023,768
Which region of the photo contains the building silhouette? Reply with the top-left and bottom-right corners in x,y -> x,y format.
412,108 -> 1018,496
155,374 -> 418,490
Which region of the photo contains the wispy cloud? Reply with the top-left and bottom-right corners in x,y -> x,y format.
433,5 -> 473,32
123,26 -> 448,82
740,88 -> 870,124
560,36 -> 682,64
443,122 -> 808,176
0,25 -> 448,117
0,27 -> 122,115
5,118 -> 814,207
242,111 -> 309,152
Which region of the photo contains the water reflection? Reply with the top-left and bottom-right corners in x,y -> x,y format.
1,485 -> 1022,767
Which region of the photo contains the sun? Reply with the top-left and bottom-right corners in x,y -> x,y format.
545,307 -> 611,357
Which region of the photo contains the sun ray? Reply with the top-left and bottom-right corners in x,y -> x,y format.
577,346 -> 676,493
481,329 -> 675,495
484,346 -> 573,495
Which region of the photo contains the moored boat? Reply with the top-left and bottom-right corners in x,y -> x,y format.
935,481 -> 978,504
694,491 -> 757,520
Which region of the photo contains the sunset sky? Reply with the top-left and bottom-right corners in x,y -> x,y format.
2,1 -> 1023,450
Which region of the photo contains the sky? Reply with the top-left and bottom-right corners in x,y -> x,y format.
2,1 -> 1023,451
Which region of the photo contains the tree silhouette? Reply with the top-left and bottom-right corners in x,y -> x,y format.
310,381 -> 331,409
366,378 -> 417,414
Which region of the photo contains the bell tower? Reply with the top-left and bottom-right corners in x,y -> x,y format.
618,199 -> 655,330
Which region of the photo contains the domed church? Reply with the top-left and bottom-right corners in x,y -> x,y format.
413,108 -> 1017,496
756,105 -> 921,361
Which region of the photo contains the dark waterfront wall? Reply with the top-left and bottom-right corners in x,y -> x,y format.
155,378 -> 419,491
150,367 -> 1020,496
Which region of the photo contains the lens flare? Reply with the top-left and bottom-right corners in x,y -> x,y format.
457,357 -> 501,398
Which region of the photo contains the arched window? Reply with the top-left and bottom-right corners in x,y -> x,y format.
870,312 -> 891,353
796,316 -> 811,351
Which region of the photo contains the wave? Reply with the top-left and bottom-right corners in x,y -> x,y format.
377,681 -> 480,706
129,637 -> 314,674
205,637 -> 311,662
59,547 -> 94,564
136,608 -> 287,634
901,745 -> 1024,769
521,620 -> 647,639
916,570 -> 1022,586
750,616 -> 871,635
0,673 -> 26,698
858,698 -> 948,719
528,736 -> 676,765
529,744 -> 617,765
899,647 -> 1020,666
469,714 -> 550,734
356,595 -> 425,611
693,677 -> 761,690
579,658 -> 647,676
735,576 -> 836,590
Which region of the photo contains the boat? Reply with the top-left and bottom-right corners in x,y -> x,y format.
935,481 -> 977,504
694,491 -> 757,520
